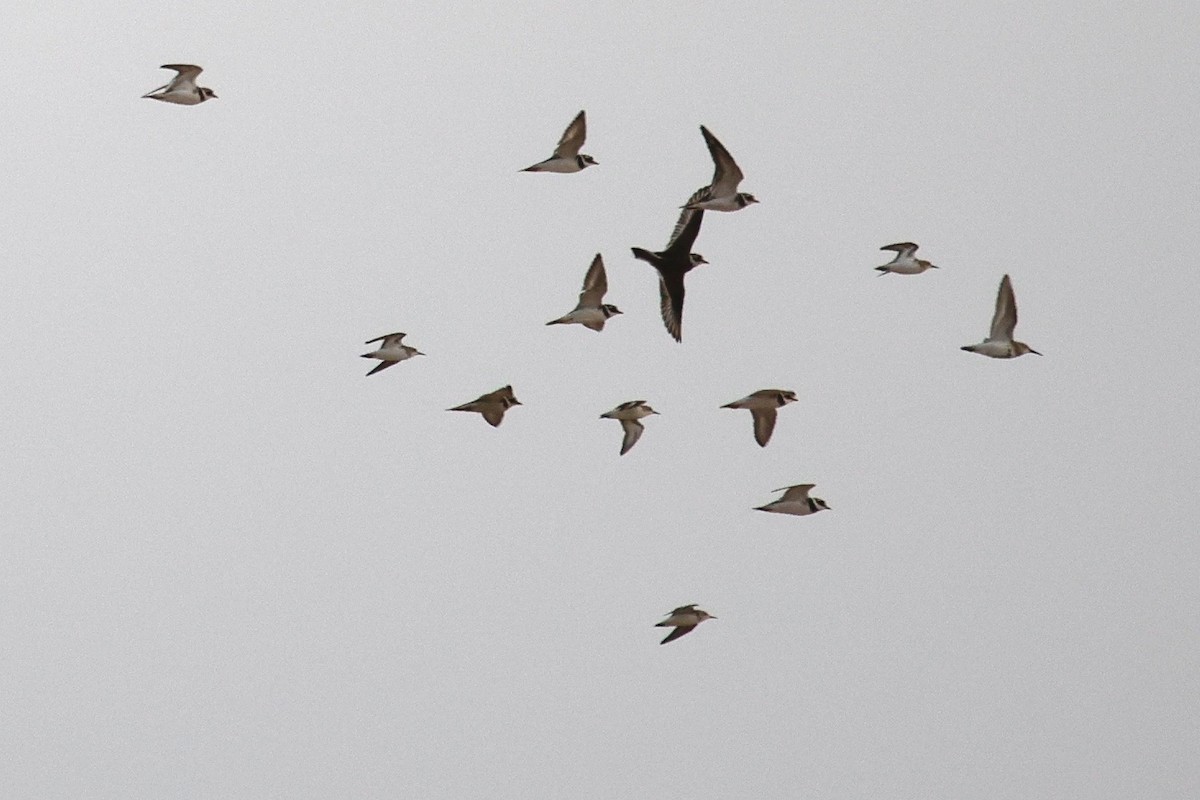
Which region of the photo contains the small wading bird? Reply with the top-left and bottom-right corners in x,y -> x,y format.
721,389 -> 797,447
755,484 -> 830,516
655,605 -> 716,644
360,332 -> 424,376
545,254 -> 622,332
631,188 -> 708,342
142,64 -> 217,105
875,242 -> 938,275
961,274 -> 1042,358
447,385 -> 522,427
599,400 -> 659,455
682,125 -> 758,212
520,110 -> 596,173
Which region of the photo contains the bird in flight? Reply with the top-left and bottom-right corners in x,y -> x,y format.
142,64 -> 217,105
599,400 -> 659,455
545,254 -> 622,332
754,484 -> 830,516
447,386 -> 522,427
631,188 -> 709,342
682,125 -> 758,212
520,110 -> 597,173
961,274 -> 1042,358
361,332 -> 424,376
721,389 -> 798,447
874,242 -> 938,275
655,605 -> 716,644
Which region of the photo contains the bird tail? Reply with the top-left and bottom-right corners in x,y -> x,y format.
630,247 -> 655,263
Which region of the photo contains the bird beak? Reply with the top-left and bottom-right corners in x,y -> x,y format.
415,351 -> 426,356
930,264 -> 940,269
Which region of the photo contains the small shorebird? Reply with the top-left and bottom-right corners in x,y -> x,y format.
631,188 -> 708,342
545,253 -> 622,332
682,125 -> 758,212
755,484 -> 830,516
361,332 -> 424,376
599,400 -> 659,455
875,242 -> 938,275
142,64 -> 217,105
961,274 -> 1042,358
655,605 -> 716,644
721,389 -> 797,447
520,110 -> 596,173
447,385 -> 522,427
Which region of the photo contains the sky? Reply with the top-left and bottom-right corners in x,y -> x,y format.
1,2 -> 1198,798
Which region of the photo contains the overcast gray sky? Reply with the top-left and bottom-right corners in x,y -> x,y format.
1,2 -> 1198,798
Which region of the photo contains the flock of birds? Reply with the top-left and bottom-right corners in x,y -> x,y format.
144,64 -> 1043,645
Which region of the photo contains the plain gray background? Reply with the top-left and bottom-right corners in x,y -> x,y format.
2,2 -> 1197,798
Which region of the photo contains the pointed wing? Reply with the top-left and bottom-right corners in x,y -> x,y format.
776,484 -> 816,501
988,274 -> 1018,341
668,604 -> 698,616
618,419 -> 644,455
364,332 -> 405,346
551,110 -> 587,159
160,64 -> 202,89
668,188 -> 710,250
475,385 -> 514,404
700,125 -> 744,196
751,408 -> 778,447
481,406 -> 505,427
660,625 -> 696,644
577,253 -> 607,307
657,271 -> 686,342
365,360 -> 397,376
880,242 -> 919,259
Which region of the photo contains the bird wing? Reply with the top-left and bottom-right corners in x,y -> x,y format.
481,406 -> 505,427
577,253 -> 607,307
160,64 -> 203,88
364,332 -> 405,346
551,110 -> 587,159
365,360 -> 398,376
657,271 -> 686,343
619,419 -> 644,455
700,125 -> 744,196
880,242 -> 919,259
667,188 -> 709,250
776,484 -> 815,501
988,274 -> 1018,341
668,604 -> 698,616
751,408 -> 778,447
659,625 -> 696,644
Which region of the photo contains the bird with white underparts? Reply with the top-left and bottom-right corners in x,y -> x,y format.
655,605 -> 716,645
874,242 -> 938,275
961,274 -> 1042,358
545,254 -> 622,332
520,110 -> 596,173
599,400 -> 659,455
360,332 -> 424,376
721,389 -> 797,447
142,64 -> 217,105
682,125 -> 758,212
754,484 -> 830,516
